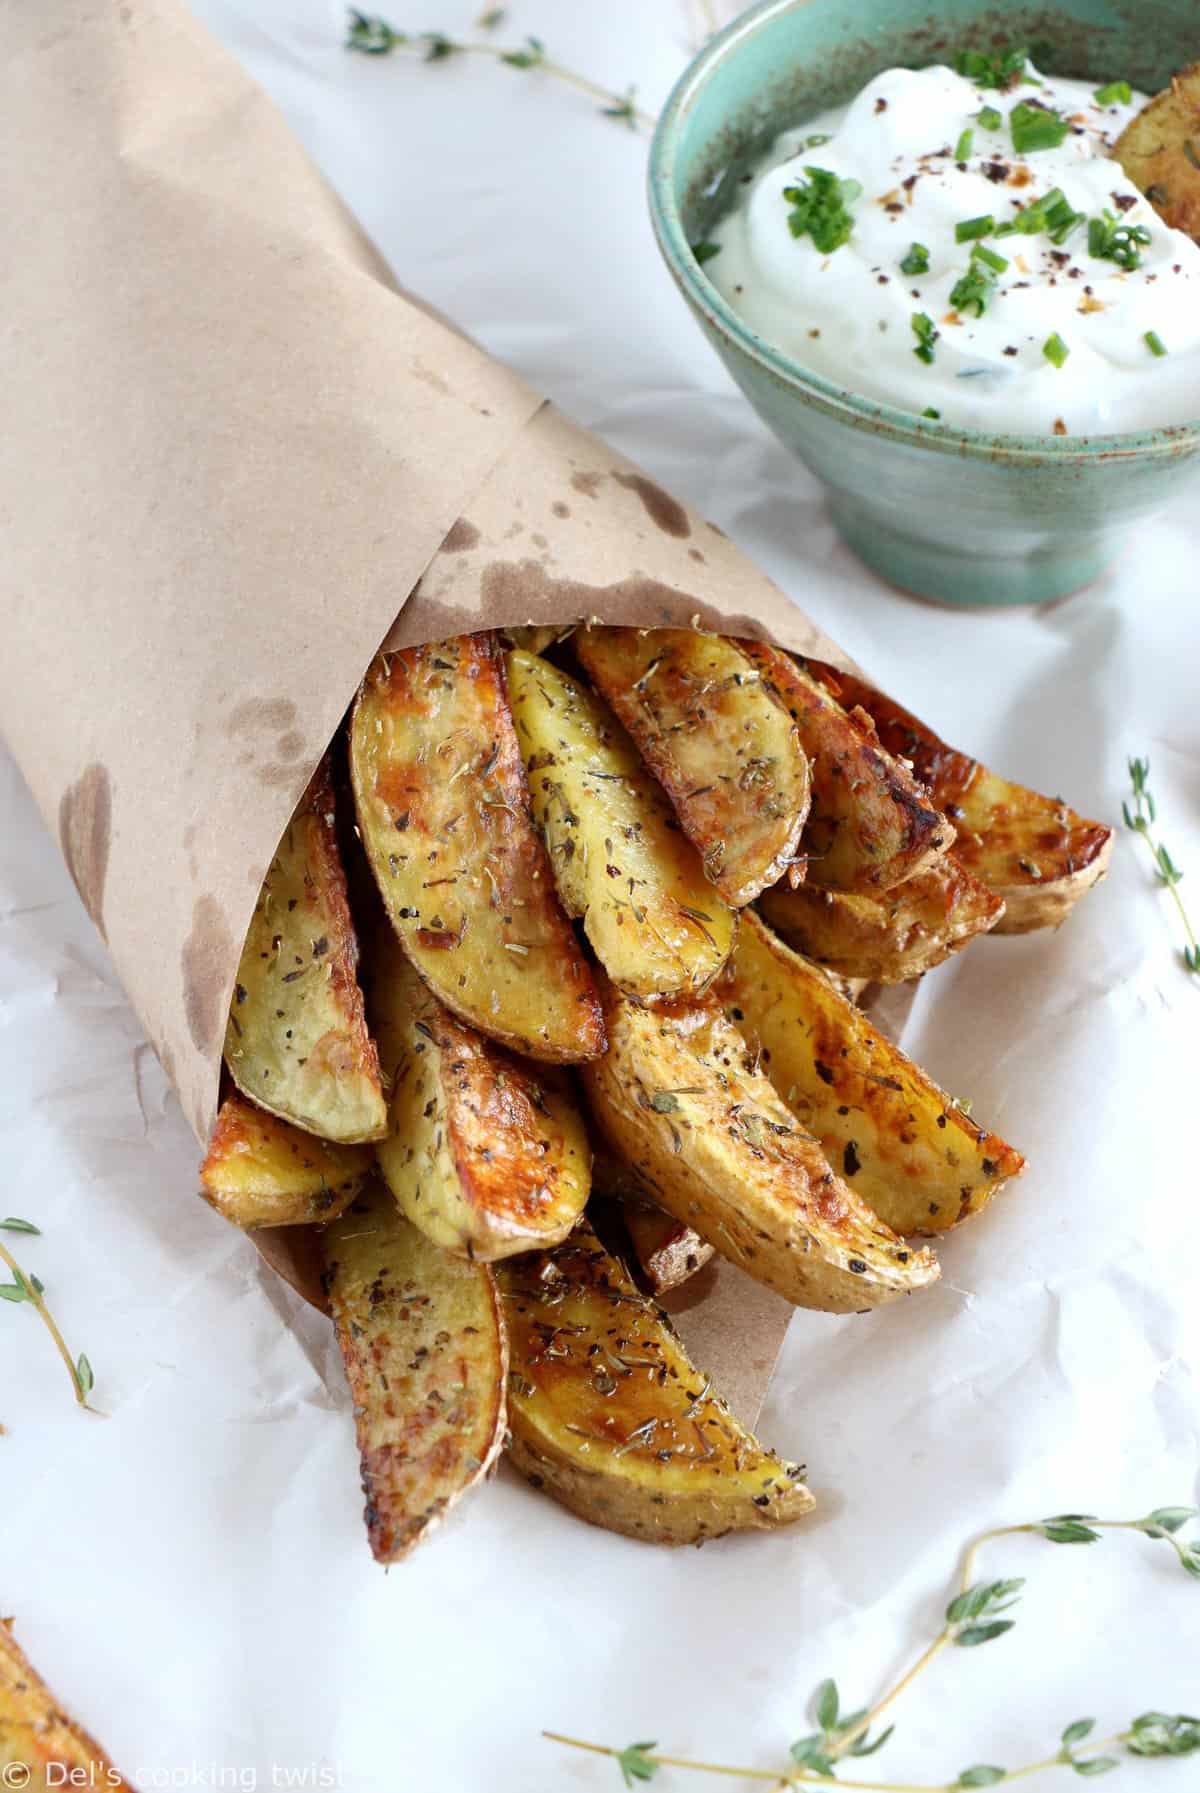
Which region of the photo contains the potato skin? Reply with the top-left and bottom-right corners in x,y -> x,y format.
506,647 -> 736,998
323,1179 -> 507,1562
200,1089 -> 370,1228
812,665 -> 1113,932
741,644 -> 953,893
582,978 -> 938,1313
721,913 -> 1025,1236
499,1221 -> 812,1544
369,928 -> 591,1260
224,757 -> 387,1143
1116,64 -> 1200,242
759,858 -> 1004,983
618,1193 -> 715,1294
576,628 -> 810,906
350,636 -> 604,1061
0,1619 -> 135,1792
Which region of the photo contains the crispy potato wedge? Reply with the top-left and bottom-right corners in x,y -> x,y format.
200,1089 -> 370,1228
0,1619 -> 135,1793
759,858 -> 1004,983
1116,64 -> 1200,242
575,627 -> 810,906
369,923 -> 591,1260
720,913 -> 1025,1236
619,1193 -> 715,1294
506,647 -> 736,997
739,644 -> 953,892
582,978 -> 938,1312
322,1178 -> 507,1561
224,757 -> 387,1143
812,666 -> 1114,932
350,636 -> 604,1061
498,1220 -> 812,1544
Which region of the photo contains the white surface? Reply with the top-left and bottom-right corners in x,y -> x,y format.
2,3 -> 1197,1788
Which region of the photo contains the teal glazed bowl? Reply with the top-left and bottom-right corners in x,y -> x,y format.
648,0 -> 1200,606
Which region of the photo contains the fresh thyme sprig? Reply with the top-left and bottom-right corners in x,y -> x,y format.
546,1503 -> 1200,1788
346,11 -> 654,131
1123,757 -> 1198,973
0,1219 -> 96,1408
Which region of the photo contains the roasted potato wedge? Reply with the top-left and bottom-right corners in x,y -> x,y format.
200,1089 -> 370,1228
498,1220 -> 812,1543
322,1178 -> 507,1561
1116,63 -> 1200,242
582,978 -> 938,1312
498,623 -> 576,655
575,627 -> 810,906
506,647 -> 736,997
812,666 -> 1114,932
224,757 -> 387,1142
759,857 -> 1004,983
740,644 -> 953,892
1,1619 -> 134,1793
369,923 -> 591,1260
618,1193 -> 715,1294
350,636 -> 604,1061
720,913 -> 1025,1236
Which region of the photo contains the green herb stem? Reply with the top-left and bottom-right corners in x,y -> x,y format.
346,15 -> 655,130
0,1237 -> 95,1408
1124,756 -> 1199,974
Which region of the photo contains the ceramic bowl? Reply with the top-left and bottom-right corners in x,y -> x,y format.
648,0 -> 1200,606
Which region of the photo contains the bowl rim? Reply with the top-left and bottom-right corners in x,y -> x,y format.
647,0 -> 1200,465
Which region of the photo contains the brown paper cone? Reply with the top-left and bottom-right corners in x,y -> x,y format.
0,0 -> 894,1425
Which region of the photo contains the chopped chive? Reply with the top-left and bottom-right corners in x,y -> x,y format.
972,241 -> 1009,272
1088,208 -> 1152,269
1010,100 -> 1069,153
976,104 -> 1003,130
911,312 -> 938,363
1093,79 -> 1132,106
782,167 -> 861,253
922,406 -> 942,419
955,213 -> 995,242
955,127 -> 975,161
804,132 -> 832,148
1144,330 -> 1167,357
950,243 -> 1005,316
956,45 -> 1030,90
691,240 -> 721,265
900,241 -> 931,275
1043,332 -> 1069,368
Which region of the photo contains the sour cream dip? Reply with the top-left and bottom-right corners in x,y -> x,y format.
706,59 -> 1200,435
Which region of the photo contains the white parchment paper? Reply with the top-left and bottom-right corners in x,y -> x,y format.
1,3 -> 1196,1787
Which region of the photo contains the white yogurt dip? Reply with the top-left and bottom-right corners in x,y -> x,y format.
705,58 -> 1200,435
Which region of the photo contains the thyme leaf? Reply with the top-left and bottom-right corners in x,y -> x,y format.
1124,757 -> 1199,973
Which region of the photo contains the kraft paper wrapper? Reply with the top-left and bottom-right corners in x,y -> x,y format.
0,0 -> 897,1426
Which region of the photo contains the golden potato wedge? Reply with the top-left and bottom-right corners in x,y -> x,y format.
200,1089 -> 370,1228
619,1193 -> 715,1294
322,1178 -> 507,1562
498,1220 -> 812,1544
350,636 -> 605,1061
739,644 -> 953,892
0,1619 -> 135,1793
369,923 -> 591,1260
224,757 -> 387,1144
498,623 -> 576,654
720,913 -> 1025,1236
582,978 -> 938,1312
759,858 -> 1005,983
505,647 -> 736,997
575,627 -> 810,906
813,667 -> 1114,932
1116,64 -> 1200,242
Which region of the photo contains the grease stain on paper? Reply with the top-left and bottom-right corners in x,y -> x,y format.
181,894 -> 236,1055
58,762 -> 112,940
570,470 -> 602,499
228,697 -> 296,736
613,471 -> 691,540
479,559 -> 771,642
